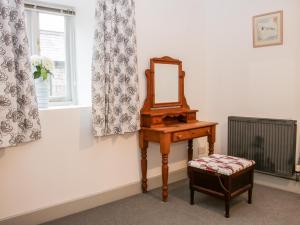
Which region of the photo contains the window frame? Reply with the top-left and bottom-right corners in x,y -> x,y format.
25,4 -> 77,106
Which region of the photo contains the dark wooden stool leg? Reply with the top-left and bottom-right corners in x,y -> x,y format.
225,178 -> 231,218
248,168 -> 254,204
225,198 -> 230,218
248,188 -> 253,204
190,188 -> 194,205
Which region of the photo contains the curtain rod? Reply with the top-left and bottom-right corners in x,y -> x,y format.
24,1 -> 76,16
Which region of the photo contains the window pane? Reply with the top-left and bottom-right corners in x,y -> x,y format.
39,13 -> 64,32
51,61 -> 66,97
39,13 -> 67,99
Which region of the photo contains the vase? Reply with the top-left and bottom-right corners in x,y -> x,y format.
35,78 -> 49,108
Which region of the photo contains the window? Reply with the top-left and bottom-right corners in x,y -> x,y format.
25,3 -> 77,106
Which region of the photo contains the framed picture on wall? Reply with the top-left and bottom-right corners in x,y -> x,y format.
253,11 -> 283,48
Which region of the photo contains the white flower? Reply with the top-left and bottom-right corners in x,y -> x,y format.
31,55 -> 42,67
41,56 -> 54,72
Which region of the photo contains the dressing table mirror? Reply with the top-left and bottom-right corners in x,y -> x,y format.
154,63 -> 179,105
141,56 -> 197,127
139,56 -> 218,202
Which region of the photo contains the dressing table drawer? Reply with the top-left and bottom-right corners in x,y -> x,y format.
172,127 -> 211,142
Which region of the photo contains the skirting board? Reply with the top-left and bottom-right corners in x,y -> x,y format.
0,168 -> 188,225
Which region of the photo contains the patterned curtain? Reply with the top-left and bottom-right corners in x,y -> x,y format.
92,0 -> 139,136
0,0 -> 41,148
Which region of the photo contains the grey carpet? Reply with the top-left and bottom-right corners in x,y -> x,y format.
42,180 -> 300,225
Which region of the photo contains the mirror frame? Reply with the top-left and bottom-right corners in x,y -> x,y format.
142,56 -> 189,110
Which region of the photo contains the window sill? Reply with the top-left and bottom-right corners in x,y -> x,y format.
38,104 -> 91,111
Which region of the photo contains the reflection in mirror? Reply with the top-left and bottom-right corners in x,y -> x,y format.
154,64 -> 179,103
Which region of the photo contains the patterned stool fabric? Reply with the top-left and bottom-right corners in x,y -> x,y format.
189,154 -> 255,176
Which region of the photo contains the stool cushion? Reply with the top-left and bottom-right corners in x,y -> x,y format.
188,154 -> 255,176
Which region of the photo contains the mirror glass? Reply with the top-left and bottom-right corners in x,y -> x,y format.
154,64 -> 179,103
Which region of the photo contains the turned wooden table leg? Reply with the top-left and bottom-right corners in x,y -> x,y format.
160,133 -> 171,202
208,142 -> 214,156
139,131 -> 148,193
188,139 -> 193,161
141,145 -> 148,193
208,125 -> 216,155
162,153 -> 169,201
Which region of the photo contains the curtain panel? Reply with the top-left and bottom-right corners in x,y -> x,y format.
92,0 -> 140,136
0,0 -> 41,148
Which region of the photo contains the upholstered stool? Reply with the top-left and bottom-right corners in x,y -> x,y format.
188,154 -> 255,218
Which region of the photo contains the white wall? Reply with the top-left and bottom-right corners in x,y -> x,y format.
202,0 -> 300,159
0,0 -> 206,220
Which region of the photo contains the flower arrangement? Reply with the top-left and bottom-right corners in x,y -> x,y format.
31,55 -> 54,80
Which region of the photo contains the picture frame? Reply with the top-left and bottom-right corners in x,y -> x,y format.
253,11 -> 283,48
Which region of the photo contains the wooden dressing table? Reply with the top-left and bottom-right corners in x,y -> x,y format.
139,56 -> 217,202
